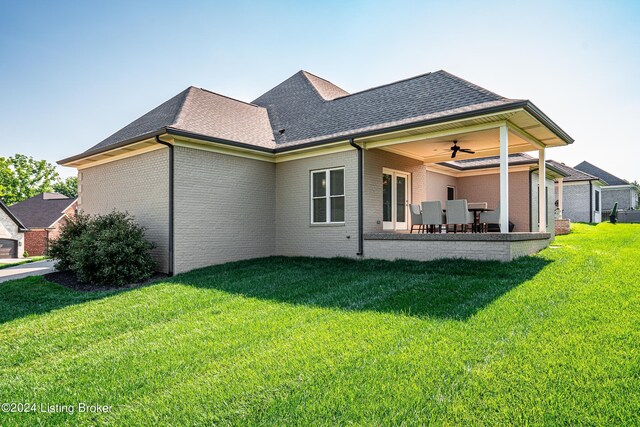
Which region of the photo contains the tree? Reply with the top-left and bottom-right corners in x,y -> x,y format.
0,154 -> 59,205
53,176 -> 78,198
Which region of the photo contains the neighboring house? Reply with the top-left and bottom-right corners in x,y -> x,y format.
59,70 -> 573,274
547,160 -> 606,223
8,193 -> 78,256
574,161 -> 639,211
0,200 -> 28,259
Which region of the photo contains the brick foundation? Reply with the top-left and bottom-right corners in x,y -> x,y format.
555,219 -> 570,235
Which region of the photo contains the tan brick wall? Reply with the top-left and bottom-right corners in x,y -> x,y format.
78,148 -> 170,272
363,149 -> 427,233
457,171 -> 531,232
425,170 -> 458,206
364,238 -> 550,262
276,150 -> 359,257
174,146 -> 276,273
510,238 -> 550,259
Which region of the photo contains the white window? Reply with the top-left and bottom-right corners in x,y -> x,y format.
311,168 -> 345,224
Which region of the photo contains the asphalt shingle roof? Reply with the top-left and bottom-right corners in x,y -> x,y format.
68,69 -> 556,160
253,70 -> 523,147
546,160 -> 600,182
8,193 -> 76,229
82,87 -> 275,155
574,161 -> 629,186
0,200 -> 28,231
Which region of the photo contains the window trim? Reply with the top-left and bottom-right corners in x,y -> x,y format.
310,167 -> 345,225
594,189 -> 600,212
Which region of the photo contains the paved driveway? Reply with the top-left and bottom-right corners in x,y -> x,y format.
0,259 -> 56,283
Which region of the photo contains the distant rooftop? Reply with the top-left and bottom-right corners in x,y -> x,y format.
574,161 -> 629,186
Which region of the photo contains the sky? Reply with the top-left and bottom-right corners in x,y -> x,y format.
1,0 -> 639,182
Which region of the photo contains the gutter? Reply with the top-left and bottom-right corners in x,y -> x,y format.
155,136 -> 174,276
349,139 -> 364,256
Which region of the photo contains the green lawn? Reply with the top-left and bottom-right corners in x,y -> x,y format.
0,223 -> 638,426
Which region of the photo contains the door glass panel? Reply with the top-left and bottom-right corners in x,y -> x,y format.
396,176 -> 406,222
383,174 -> 392,222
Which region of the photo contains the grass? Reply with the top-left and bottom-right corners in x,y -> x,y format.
0,223 -> 638,426
0,256 -> 48,270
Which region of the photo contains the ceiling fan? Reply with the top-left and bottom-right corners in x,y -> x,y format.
450,140 -> 475,158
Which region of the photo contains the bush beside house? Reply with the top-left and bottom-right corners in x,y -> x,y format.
49,211 -> 156,286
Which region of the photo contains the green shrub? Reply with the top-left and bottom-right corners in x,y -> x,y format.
49,211 -> 156,286
48,213 -> 91,270
22,250 -> 29,258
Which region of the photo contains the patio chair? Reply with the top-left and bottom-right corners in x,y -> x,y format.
480,206 -> 500,232
409,204 -> 425,233
446,199 -> 474,233
421,201 -> 445,233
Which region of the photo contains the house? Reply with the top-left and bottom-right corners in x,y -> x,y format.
574,161 -> 638,211
0,200 -> 28,259
59,70 -> 574,274
547,160 -> 606,223
8,193 -> 78,256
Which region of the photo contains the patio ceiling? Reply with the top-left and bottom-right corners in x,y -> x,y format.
358,108 -> 569,164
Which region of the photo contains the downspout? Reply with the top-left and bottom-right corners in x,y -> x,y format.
155,136 -> 174,276
528,170 -> 533,232
589,180 -> 593,223
349,138 -> 364,256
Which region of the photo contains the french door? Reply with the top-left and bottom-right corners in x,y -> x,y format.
382,169 -> 410,230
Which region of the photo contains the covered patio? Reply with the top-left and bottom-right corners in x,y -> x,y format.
354,105 -> 573,261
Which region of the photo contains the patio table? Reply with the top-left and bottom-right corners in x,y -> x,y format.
468,207 -> 493,233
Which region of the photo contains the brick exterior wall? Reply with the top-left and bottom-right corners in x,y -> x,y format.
457,171 -> 531,232
363,149 -> 427,233
561,181 -> 603,223
78,148 -> 170,272
364,237 -> 550,262
173,146 -> 276,274
22,201 -> 77,256
24,229 -> 48,256
276,150 -> 359,257
602,187 -> 637,211
555,219 -> 570,235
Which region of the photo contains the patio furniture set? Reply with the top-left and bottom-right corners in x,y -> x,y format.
410,200 -> 500,234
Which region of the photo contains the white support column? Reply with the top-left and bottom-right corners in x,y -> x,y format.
499,125 -> 509,233
538,148 -> 547,232
557,178 -> 563,219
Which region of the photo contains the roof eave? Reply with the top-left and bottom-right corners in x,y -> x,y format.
58,99 -> 574,166
57,128 -> 169,165
522,102 -> 574,145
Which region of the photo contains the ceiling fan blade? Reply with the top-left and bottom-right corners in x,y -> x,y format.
451,151 -> 457,158
460,149 -> 475,154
